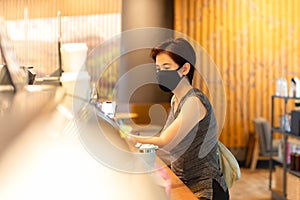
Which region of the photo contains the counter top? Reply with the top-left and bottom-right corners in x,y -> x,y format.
0,85 -> 65,153
0,87 -> 197,200
167,166 -> 198,200
153,158 -> 197,200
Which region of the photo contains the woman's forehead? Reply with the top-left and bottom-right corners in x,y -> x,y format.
156,53 -> 175,64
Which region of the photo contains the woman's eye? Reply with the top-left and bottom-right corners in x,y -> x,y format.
162,66 -> 171,70
156,65 -> 172,71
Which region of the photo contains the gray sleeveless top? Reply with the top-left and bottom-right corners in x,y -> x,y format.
161,88 -> 227,199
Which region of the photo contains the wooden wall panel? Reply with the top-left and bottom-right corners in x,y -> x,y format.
174,0 -> 300,148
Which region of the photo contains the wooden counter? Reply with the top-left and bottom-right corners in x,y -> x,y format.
167,166 -> 198,200
155,158 -> 198,200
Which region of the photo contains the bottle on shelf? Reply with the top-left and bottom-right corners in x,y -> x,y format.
290,144 -> 297,171
295,146 -> 300,172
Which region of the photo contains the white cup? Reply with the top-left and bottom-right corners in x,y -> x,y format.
61,43 -> 88,72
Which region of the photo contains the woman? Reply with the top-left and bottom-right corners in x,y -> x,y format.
131,38 -> 229,200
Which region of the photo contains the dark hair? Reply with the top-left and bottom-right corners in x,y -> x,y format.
150,38 -> 196,84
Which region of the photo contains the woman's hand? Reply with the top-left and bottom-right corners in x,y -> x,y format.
125,134 -> 138,146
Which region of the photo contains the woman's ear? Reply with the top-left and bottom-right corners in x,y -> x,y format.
181,63 -> 191,76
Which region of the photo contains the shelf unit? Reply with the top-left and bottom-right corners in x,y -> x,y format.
269,95 -> 300,200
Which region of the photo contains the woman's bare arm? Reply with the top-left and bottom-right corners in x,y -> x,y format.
131,96 -> 207,148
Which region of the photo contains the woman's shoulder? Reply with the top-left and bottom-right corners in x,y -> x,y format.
183,88 -> 211,110
181,94 -> 206,113
183,88 -> 205,102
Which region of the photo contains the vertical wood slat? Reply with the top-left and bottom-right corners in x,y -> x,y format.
174,0 -> 182,33
227,0 -> 235,147
201,0 -> 209,96
240,0 -> 248,145
174,0 -> 300,148
219,0 -> 229,145
234,0 -> 242,147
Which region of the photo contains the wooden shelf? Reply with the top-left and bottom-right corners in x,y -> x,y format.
272,128 -> 300,139
270,95 -> 300,200
272,95 -> 300,100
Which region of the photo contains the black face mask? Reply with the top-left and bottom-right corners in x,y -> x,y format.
156,70 -> 183,92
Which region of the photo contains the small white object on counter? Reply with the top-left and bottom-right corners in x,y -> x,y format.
136,143 -> 158,153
